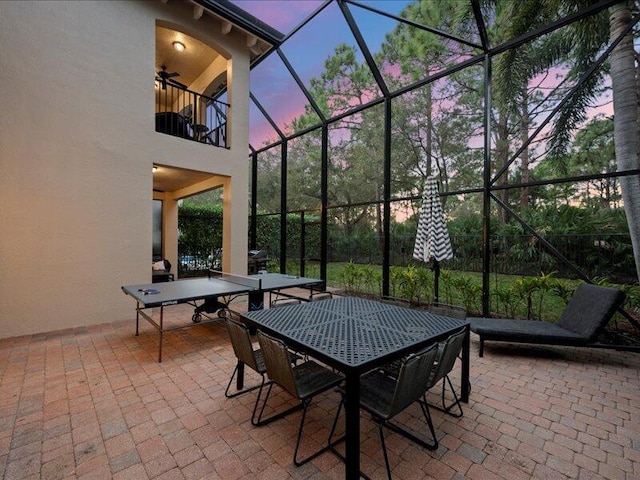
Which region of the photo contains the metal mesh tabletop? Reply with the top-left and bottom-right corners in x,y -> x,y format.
361,306 -> 465,334
308,297 -> 391,317
244,297 -> 468,368
290,318 -> 417,365
241,302 -> 343,331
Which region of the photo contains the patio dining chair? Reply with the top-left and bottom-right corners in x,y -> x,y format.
421,326 -> 467,418
256,330 -> 344,466
427,302 -> 467,320
270,298 -> 302,308
224,311 -> 299,426
380,296 -> 411,307
380,326 -> 467,418
309,291 -> 333,301
329,343 -> 440,480
425,304 -> 469,401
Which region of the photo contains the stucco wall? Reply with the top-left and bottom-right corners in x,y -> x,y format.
0,1 -> 251,338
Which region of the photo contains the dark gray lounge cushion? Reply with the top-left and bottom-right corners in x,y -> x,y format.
470,317 -> 586,344
555,284 -> 625,340
470,284 -> 625,352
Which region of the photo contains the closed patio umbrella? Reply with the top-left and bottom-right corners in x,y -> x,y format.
413,176 -> 453,302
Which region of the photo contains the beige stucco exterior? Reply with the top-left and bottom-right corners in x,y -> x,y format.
0,1 -> 252,338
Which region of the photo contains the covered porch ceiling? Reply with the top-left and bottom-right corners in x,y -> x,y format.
153,164 -> 223,195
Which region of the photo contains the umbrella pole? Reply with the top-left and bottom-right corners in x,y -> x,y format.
433,260 -> 440,303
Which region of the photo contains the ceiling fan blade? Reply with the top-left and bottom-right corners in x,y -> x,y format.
158,66 -> 179,78
155,76 -> 167,90
156,66 -> 181,89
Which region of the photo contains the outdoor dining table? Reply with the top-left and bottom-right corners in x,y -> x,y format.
242,296 -> 470,479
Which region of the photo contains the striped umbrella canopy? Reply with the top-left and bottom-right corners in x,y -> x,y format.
413,176 -> 453,301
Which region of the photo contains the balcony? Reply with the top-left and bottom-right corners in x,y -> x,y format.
155,81 -> 229,148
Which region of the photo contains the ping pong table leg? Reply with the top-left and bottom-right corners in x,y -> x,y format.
158,306 -> 164,362
135,301 -> 140,336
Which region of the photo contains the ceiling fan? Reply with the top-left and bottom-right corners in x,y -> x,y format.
156,65 -> 187,90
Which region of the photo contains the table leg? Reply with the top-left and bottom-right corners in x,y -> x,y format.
158,306 -> 164,363
236,362 -> 245,390
344,371 -> 360,479
135,301 -> 140,336
461,326 -> 470,402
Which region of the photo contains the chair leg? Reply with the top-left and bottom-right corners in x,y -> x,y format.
422,376 -> 463,418
250,376 -> 268,424
327,397 -> 344,447
479,337 -> 484,357
418,400 -> 438,450
224,362 -> 266,399
385,400 -> 438,452
441,375 -> 463,417
294,397 -> 346,466
378,422 -> 393,480
252,381 -> 303,426
224,363 -> 240,398
377,404 -> 436,480
292,399 -> 321,465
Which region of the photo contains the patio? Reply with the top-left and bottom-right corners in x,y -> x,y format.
1,299 -> 639,480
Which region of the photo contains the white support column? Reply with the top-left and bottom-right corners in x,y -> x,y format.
163,198 -> 179,279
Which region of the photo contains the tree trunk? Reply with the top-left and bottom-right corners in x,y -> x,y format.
376,188 -> 384,253
519,87 -> 530,207
494,113 -> 510,224
609,3 -> 640,283
426,82 -> 433,176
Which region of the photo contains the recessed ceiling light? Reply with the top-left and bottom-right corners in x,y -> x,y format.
172,41 -> 186,52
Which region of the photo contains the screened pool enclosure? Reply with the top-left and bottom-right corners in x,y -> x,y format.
190,0 -> 640,348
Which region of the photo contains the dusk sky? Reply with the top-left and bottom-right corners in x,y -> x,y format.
228,1 -> 613,150
229,1 -> 411,147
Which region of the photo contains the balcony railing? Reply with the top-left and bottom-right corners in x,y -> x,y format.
155,81 -> 229,148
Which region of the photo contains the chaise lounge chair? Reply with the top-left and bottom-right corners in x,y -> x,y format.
470,283 -> 625,357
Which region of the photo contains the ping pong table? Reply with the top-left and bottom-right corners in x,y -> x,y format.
121,272 -> 324,361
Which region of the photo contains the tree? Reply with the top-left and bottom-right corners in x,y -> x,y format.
571,117 -> 620,207
608,2 -> 640,283
381,0 -> 485,199
486,0 -> 640,282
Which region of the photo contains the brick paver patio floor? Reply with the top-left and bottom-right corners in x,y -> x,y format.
1,298 -> 639,479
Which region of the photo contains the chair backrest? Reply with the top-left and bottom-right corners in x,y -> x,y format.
428,327 -> 467,388
427,302 -> 466,320
381,296 -> 411,307
556,284 -> 625,340
309,292 -> 333,302
257,330 -> 299,397
271,298 -> 302,308
225,313 -> 259,372
387,342 -> 439,418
